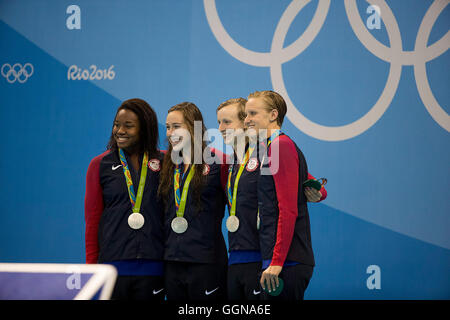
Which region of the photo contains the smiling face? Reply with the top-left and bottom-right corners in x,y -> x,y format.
217,103 -> 245,145
166,110 -> 190,152
244,97 -> 278,138
113,108 -> 141,152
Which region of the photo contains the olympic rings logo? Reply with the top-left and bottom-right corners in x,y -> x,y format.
204,0 -> 450,141
1,63 -> 34,84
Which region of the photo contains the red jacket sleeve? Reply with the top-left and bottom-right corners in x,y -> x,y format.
307,172 -> 327,201
84,152 -> 107,264
210,147 -> 230,192
269,137 -> 300,267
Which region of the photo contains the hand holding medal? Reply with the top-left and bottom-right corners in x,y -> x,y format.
260,265 -> 284,296
303,178 -> 327,202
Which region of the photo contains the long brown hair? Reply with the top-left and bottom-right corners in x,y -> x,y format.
158,102 -> 207,209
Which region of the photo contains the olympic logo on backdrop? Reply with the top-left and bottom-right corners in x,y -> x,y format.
204,0 -> 450,141
1,63 -> 34,83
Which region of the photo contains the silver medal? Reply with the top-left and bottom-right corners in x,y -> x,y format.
226,215 -> 240,232
128,212 -> 145,230
171,216 -> 188,234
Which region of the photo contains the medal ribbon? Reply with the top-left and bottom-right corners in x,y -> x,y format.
173,165 -> 195,217
267,129 -> 281,148
118,148 -> 148,213
261,129 -> 282,166
227,146 -> 254,217
257,130 -> 281,229
174,166 -> 182,210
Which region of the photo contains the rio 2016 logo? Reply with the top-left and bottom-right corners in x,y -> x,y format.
67,65 -> 115,81
204,0 -> 450,141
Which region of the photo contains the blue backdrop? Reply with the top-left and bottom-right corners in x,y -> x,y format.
0,0 -> 449,299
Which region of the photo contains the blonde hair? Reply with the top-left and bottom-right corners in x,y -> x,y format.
216,97 -> 247,123
247,90 -> 287,126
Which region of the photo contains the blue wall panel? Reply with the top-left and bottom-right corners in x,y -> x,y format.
0,0 -> 448,299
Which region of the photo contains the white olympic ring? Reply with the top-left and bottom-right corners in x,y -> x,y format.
1,63 -> 34,84
204,0 -> 450,141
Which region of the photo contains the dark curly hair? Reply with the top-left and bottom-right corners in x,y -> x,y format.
107,98 -> 159,158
